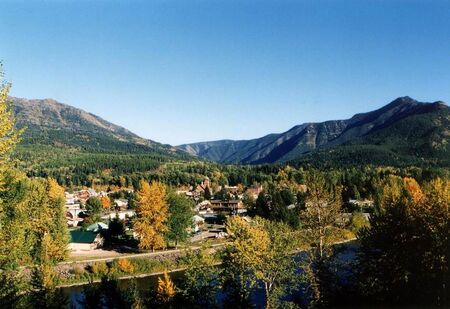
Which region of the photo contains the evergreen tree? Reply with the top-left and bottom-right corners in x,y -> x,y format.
356,177 -> 449,306
203,186 -> 212,200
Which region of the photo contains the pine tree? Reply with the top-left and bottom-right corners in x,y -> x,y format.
134,181 -> 168,251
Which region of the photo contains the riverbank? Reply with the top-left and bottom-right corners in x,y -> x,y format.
57,237 -> 358,289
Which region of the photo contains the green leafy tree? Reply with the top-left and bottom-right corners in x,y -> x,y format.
224,216 -> 299,308
180,247 -> 221,308
28,235 -> 67,309
85,196 -> 102,222
108,216 -> 125,240
0,271 -> 27,308
356,177 -> 450,306
300,172 -> 343,306
166,192 -> 194,248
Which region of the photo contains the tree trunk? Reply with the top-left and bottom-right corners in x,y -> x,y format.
264,281 -> 271,309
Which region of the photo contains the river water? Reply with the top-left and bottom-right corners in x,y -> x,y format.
63,241 -> 358,308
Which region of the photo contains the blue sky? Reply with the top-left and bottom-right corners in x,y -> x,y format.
1,0 -> 449,145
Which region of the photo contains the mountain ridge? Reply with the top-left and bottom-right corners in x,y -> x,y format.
10,96 -> 185,155
177,97 -> 449,165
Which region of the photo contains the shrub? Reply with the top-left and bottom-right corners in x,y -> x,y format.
71,264 -> 85,276
117,258 -> 134,273
89,261 -> 108,275
349,212 -> 370,234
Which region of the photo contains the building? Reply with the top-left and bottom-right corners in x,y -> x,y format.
114,199 -> 128,210
348,199 -> 374,211
195,177 -> 211,194
68,230 -> 104,251
101,210 -> 135,221
245,183 -> 263,199
192,215 -> 205,233
86,222 -> 109,233
224,185 -> 239,194
210,199 -> 246,215
65,203 -> 85,227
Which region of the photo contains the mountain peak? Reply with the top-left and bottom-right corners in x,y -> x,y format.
178,97 -> 449,165
384,96 -> 418,109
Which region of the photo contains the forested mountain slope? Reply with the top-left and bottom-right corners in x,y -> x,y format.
10,97 -> 193,186
178,97 -> 450,166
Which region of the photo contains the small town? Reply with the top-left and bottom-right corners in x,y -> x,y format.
0,1 -> 448,308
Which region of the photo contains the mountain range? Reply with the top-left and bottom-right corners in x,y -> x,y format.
178,97 -> 450,166
10,96 -> 450,171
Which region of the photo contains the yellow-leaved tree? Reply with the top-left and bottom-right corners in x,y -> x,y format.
224,216 -> 298,308
46,178 -> 69,261
0,64 -> 22,182
101,195 -> 111,209
156,271 -> 176,303
134,181 -> 168,251
403,177 -> 424,204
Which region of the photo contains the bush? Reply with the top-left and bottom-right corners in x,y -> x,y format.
71,264 -> 85,276
348,212 -> 370,234
117,258 -> 134,273
89,261 -> 108,276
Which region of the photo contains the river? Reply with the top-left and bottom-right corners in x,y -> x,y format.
62,241 -> 359,308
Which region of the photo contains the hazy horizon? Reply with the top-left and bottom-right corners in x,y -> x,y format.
1,0 -> 449,144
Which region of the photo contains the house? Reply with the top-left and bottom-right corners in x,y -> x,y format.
75,190 -> 90,202
114,199 -> 128,210
195,200 -> 211,213
68,230 -> 104,251
224,185 -> 239,194
86,222 -> 109,233
195,177 -> 211,194
210,199 -> 246,215
192,215 -> 205,233
101,210 -> 135,221
87,189 -> 98,197
245,183 -> 263,199
348,199 -> 374,211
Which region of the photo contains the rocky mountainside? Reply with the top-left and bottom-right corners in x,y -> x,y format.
178,97 -> 450,166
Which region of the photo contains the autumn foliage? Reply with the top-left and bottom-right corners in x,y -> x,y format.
156,271 -> 176,303
101,196 -> 111,209
134,181 -> 168,251
117,258 -> 134,273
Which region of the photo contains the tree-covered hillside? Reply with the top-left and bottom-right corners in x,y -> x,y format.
10,97 -> 194,186
178,97 -> 450,167
291,103 -> 450,168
